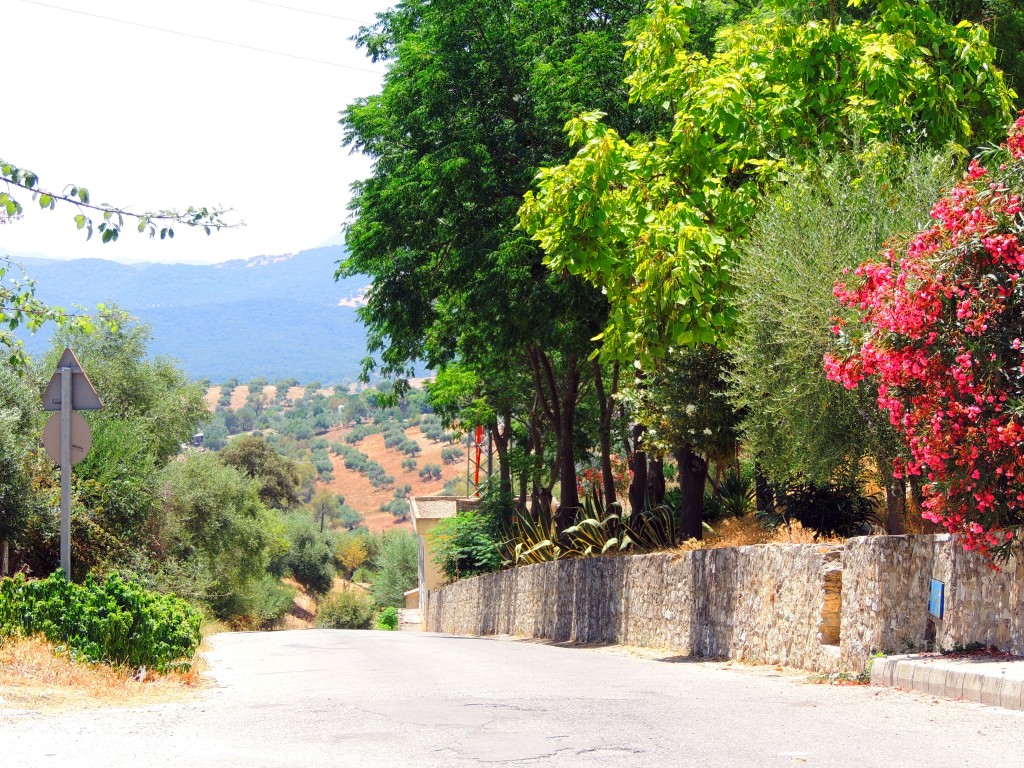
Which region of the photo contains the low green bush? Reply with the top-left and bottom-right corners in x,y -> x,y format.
0,572 -> 201,671
240,575 -> 296,630
376,606 -> 399,631
315,589 -> 374,629
351,566 -> 375,584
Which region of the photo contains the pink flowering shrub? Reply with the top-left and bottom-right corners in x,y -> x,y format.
577,454 -> 632,503
826,114 -> 1024,558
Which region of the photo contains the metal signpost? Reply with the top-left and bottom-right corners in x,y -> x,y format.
41,348 -> 102,579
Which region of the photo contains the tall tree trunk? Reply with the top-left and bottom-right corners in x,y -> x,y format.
528,346 -> 581,533
754,462 -> 774,517
554,354 -> 581,531
647,458 -> 666,507
628,424 -> 648,523
885,475 -> 906,535
527,407 -> 547,519
675,445 -> 707,541
877,449 -> 907,535
593,360 -> 619,509
518,426 -> 532,513
490,408 -> 512,498
1,538 -> 8,577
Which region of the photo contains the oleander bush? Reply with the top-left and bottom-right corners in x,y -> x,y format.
828,114 -> 1024,557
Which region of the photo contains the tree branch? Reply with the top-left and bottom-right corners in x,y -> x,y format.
1,160 -> 240,243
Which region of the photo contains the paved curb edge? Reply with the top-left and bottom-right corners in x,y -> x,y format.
870,656 -> 1024,711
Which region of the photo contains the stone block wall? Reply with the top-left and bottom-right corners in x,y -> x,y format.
426,535 -> 1023,673
840,535 -> 1022,670
428,543 -> 847,673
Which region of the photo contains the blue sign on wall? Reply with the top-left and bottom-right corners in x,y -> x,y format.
929,579 -> 945,618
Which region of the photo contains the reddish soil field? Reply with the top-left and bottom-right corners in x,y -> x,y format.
204,386 -> 329,411
317,425 -> 465,533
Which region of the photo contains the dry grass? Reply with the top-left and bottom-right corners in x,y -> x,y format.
200,618 -> 232,637
0,636 -> 205,713
675,517 -> 843,553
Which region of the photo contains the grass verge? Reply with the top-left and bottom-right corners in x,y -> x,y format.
0,635 -> 205,713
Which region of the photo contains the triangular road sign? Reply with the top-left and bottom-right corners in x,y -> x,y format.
41,348 -> 103,411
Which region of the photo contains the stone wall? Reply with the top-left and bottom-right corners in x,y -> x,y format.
428,543 -> 846,673
840,535 -> 1023,670
425,535 -> 1023,673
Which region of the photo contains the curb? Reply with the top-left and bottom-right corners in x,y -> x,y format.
871,654 -> 1024,711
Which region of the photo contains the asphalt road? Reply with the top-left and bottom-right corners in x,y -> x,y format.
2,630 -> 1023,767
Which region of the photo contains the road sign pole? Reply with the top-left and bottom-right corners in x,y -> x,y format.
60,367 -> 72,579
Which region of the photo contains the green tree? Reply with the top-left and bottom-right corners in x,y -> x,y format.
339,0 -> 654,525
310,488 -> 342,532
220,434 -> 302,510
273,511 -> 338,596
0,362 -> 36,567
928,0 -> 1024,108
369,529 -> 418,608
45,309 -> 208,464
337,504 -> 365,531
153,453 -> 284,618
629,345 -> 741,539
200,413 -> 229,451
520,0 -> 1016,366
729,148 -> 954,532
430,510 -> 501,581
14,313 -> 208,577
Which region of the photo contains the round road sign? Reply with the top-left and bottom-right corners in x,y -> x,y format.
42,411 -> 93,466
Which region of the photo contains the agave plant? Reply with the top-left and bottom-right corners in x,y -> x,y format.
628,503 -> 679,550
501,490 -> 687,566
564,493 -> 681,556
562,497 -> 631,558
499,504 -> 562,566
717,468 -> 755,518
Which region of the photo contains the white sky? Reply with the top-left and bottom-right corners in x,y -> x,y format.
0,0 -> 394,264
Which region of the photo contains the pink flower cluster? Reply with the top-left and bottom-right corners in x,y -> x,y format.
825,114 -> 1024,557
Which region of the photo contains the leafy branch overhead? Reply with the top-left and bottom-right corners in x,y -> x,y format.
0,159 -> 238,243
0,258 -> 101,367
520,0 -> 1016,367
0,158 -> 240,364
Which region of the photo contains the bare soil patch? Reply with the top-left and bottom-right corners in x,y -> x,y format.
204,385 -> 334,412
318,425 -> 464,532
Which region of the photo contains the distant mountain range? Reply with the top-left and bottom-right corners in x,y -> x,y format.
12,246 -> 372,383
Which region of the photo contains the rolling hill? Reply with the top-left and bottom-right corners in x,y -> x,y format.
12,246 -> 372,382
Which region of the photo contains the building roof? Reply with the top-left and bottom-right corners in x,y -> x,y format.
410,495 -> 481,534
